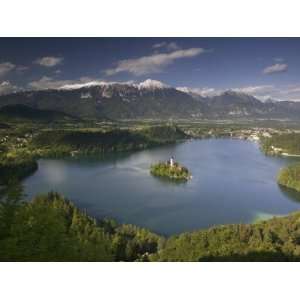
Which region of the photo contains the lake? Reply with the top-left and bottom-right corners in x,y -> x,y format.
23,139 -> 300,236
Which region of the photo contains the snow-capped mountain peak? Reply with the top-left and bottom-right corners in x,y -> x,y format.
137,79 -> 169,90
176,87 -> 191,94
59,79 -> 169,91
60,81 -> 108,90
176,86 -> 220,98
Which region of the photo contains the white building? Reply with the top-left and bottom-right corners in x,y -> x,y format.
170,156 -> 174,167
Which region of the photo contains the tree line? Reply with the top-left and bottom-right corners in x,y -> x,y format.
2,186 -> 300,261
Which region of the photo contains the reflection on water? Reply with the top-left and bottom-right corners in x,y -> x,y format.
41,160 -> 68,184
150,175 -> 189,186
252,211 -> 283,223
279,185 -> 300,203
23,139 -> 300,236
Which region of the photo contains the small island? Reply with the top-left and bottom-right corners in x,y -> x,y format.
150,157 -> 192,181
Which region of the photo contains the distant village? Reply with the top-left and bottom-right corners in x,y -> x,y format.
184,126 -> 298,142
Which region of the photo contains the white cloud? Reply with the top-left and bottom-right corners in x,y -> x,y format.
28,76 -> 74,90
34,56 -> 63,67
231,85 -> 277,101
0,62 -> 16,77
198,88 -> 222,97
232,83 -> 300,101
278,84 -> 300,100
232,85 -> 274,95
241,84 -> 300,102
105,48 -> 207,76
61,81 -> 108,90
16,65 -> 29,73
177,84 -> 282,101
274,57 -> 284,62
0,81 -> 20,95
28,76 -> 105,90
284,86 -> 300,94
177,83 -> 300,102
176,86 -> 221,97
152,42 -> 180,51
263,63 -> 288,74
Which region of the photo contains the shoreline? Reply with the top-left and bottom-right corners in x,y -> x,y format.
281,152 -> 300,157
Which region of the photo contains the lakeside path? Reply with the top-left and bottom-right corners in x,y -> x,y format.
281,153 -> 300,157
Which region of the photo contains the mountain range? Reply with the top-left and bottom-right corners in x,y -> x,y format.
0,79 -> 300,120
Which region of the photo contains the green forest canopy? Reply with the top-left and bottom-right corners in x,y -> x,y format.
2,188 -> 300,261
261,133 -> 300,155
278,163 -> 300,193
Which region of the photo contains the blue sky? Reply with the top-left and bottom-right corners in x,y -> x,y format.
1,38 -> 300,100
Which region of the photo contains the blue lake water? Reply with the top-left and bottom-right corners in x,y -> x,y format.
23,139 -> 300,236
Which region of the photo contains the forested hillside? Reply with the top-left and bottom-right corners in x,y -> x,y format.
261,133 -> 300,155
277,163 -> 300,193
140,125 -> 187,142
30,125 -> 187,157
0,104 -> 77,123
0,155 -> 37,184
150,213 -> 300,261
0,189 -> 162,261
2,189 -> 300,261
